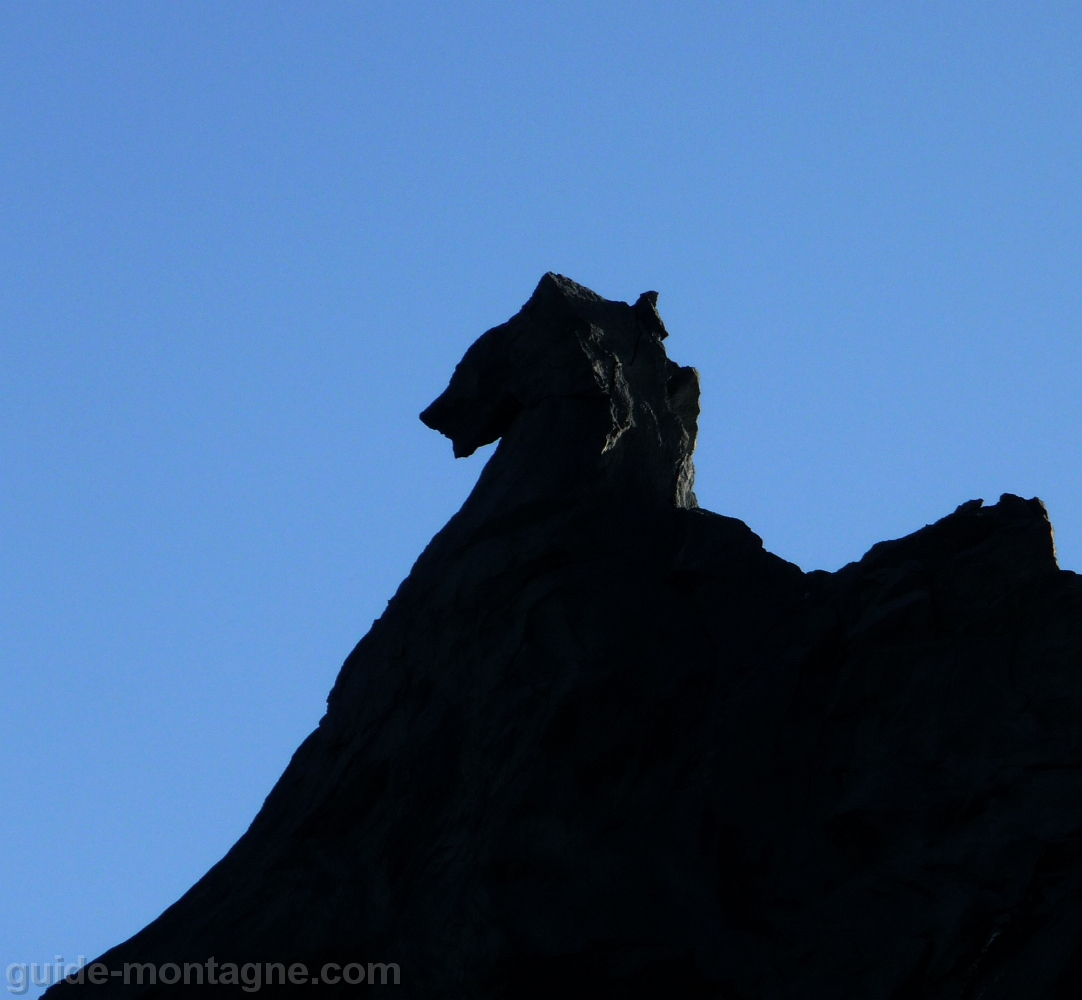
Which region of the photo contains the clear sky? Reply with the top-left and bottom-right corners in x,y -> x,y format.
2,3 -> 1080,989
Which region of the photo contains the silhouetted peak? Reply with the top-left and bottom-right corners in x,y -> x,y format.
53,278 -> 1082,1000
420,274 -> 699,507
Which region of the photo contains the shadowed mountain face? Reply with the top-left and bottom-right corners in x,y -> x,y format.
50,275 -> 1082,998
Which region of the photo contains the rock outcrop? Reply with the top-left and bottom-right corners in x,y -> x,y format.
51,275 -> 1082,998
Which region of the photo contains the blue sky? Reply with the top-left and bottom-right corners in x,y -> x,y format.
2,3 -> 1080,988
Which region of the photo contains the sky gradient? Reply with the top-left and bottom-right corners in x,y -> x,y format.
2,4 -> 1080,990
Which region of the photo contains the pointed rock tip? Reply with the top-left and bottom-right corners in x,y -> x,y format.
632,289 -> 668,339
531,272 -> 605,305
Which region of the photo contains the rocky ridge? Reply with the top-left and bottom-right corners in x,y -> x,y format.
50,274 -> 1082,998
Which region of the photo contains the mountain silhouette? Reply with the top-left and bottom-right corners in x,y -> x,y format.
50,274 -> 1082,998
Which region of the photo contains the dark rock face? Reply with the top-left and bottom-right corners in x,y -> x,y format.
51,275 -> 1082,998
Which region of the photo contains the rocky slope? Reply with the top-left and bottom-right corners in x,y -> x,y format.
51,274 -> 1082,997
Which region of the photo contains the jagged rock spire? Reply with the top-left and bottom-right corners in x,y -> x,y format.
421,273 -> 700,509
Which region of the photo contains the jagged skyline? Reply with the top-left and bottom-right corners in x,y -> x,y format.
4,6 -> 1081,993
